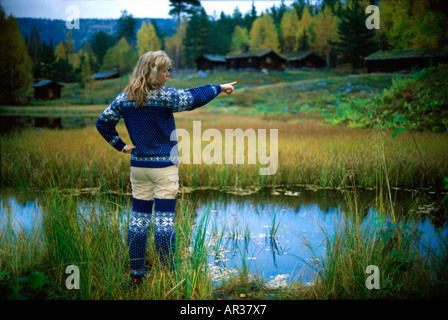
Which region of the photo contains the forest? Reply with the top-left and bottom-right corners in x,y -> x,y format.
1,0 -> 448,96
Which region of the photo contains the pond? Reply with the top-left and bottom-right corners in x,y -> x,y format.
1,186 -> 447,288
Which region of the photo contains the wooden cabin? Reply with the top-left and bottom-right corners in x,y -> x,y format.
365,48 -> 448,73
283,51 -> 326,69
32,80 -> 63,100
196,54 -> 227,71
225,48 -> 287,71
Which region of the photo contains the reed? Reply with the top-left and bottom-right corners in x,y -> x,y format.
2,112 -> 447,193
302,128 -> 448,299
306,207 -> 445,299
2,109 -> 447,299
1,182 -> 446,300
0,189 -> 219,299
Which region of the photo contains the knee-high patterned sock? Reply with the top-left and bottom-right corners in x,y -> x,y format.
128,198 -> 153,279
153,198 -> 176,266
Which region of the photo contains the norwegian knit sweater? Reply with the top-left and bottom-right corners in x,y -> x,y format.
96,84 -> 221,168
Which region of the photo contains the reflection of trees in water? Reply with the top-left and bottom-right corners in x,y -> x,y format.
183,186 -> 448,229
2,186 -> 446,230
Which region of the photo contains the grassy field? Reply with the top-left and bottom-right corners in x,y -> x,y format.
2,109 -> 448,192
1,68 -> 448,300
2,68 -> 401,120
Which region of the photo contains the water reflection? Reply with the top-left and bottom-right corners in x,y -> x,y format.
186,187 -> 447,285
1,187 -> 447,286
0,191 -> 42,232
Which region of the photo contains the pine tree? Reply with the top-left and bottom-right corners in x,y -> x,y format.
117,10 -> 138,48
211,12 -> 233,55
164,17 -> 188,68
169,0 -> 201,69
183,7 -> 210,67
0,7 -> 33,95
331,1 -> 377,73
28,25 -> 42,79
242,2 -> 258,31
39,39 -> 56,80
90,31 -> 116,68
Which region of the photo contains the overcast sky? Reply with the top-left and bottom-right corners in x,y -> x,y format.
2,0 -> 297,19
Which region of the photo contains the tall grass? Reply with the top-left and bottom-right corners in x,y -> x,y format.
302,128 -> 448,299
2,113 -> 448,193
1,179 -> 447,300
2,108 -> 447,299
0,190 -> 218,300
306,199 -> 448,299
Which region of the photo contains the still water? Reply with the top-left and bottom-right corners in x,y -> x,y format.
1,186 -> 447,287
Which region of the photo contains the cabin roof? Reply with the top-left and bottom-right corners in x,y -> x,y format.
225,48 -> 282,59
197,54 -> 227,62
90,70 -> 120,80
32,80 -> 64,87
365,47 -> 448,60
281,51 -> 323,61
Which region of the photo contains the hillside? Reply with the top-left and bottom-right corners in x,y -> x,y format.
371,64 -> 448,132
16,17 -> 176,50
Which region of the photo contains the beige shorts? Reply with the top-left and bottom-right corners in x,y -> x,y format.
130,165 -> 179,200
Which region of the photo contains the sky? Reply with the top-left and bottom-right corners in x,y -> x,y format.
1,0 -> 297,20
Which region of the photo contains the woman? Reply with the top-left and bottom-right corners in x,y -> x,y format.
96,50 -> 236,286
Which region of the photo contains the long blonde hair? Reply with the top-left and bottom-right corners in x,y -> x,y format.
124,50 -> 172,108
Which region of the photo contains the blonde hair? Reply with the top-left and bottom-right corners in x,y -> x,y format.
124,50 -> 172,108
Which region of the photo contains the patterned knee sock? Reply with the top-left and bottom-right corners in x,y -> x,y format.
128,198 -> 153,279
153,198 -> 177,266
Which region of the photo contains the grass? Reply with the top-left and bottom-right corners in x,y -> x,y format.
3,185 -> 446,300
2,68 -> 447,300
2,69 -> 402,121
2,111 -> 448,192
9,69 -> 338,108
0,190 -> 218,300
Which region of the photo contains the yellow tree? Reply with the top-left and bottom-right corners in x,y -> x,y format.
54,31 -> 76,65
280,8 -> 300,53
249,14 -> 279,52
311,5 -> 339,67
230,25 -> 250,52
136,20 -> 162,56
295,6 -> 313,51
102,37 -> 138,73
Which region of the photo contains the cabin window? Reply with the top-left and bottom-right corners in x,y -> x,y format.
266,57 -> 271,64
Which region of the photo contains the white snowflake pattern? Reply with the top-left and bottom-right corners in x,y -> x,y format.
159,90 -> 172,102
154,212 -> 174,232
129,212 -> 152,232
178,90 -> 190,109
101,103 -> 121,122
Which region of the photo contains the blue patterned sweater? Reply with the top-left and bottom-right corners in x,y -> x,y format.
96,84 -> 221,168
